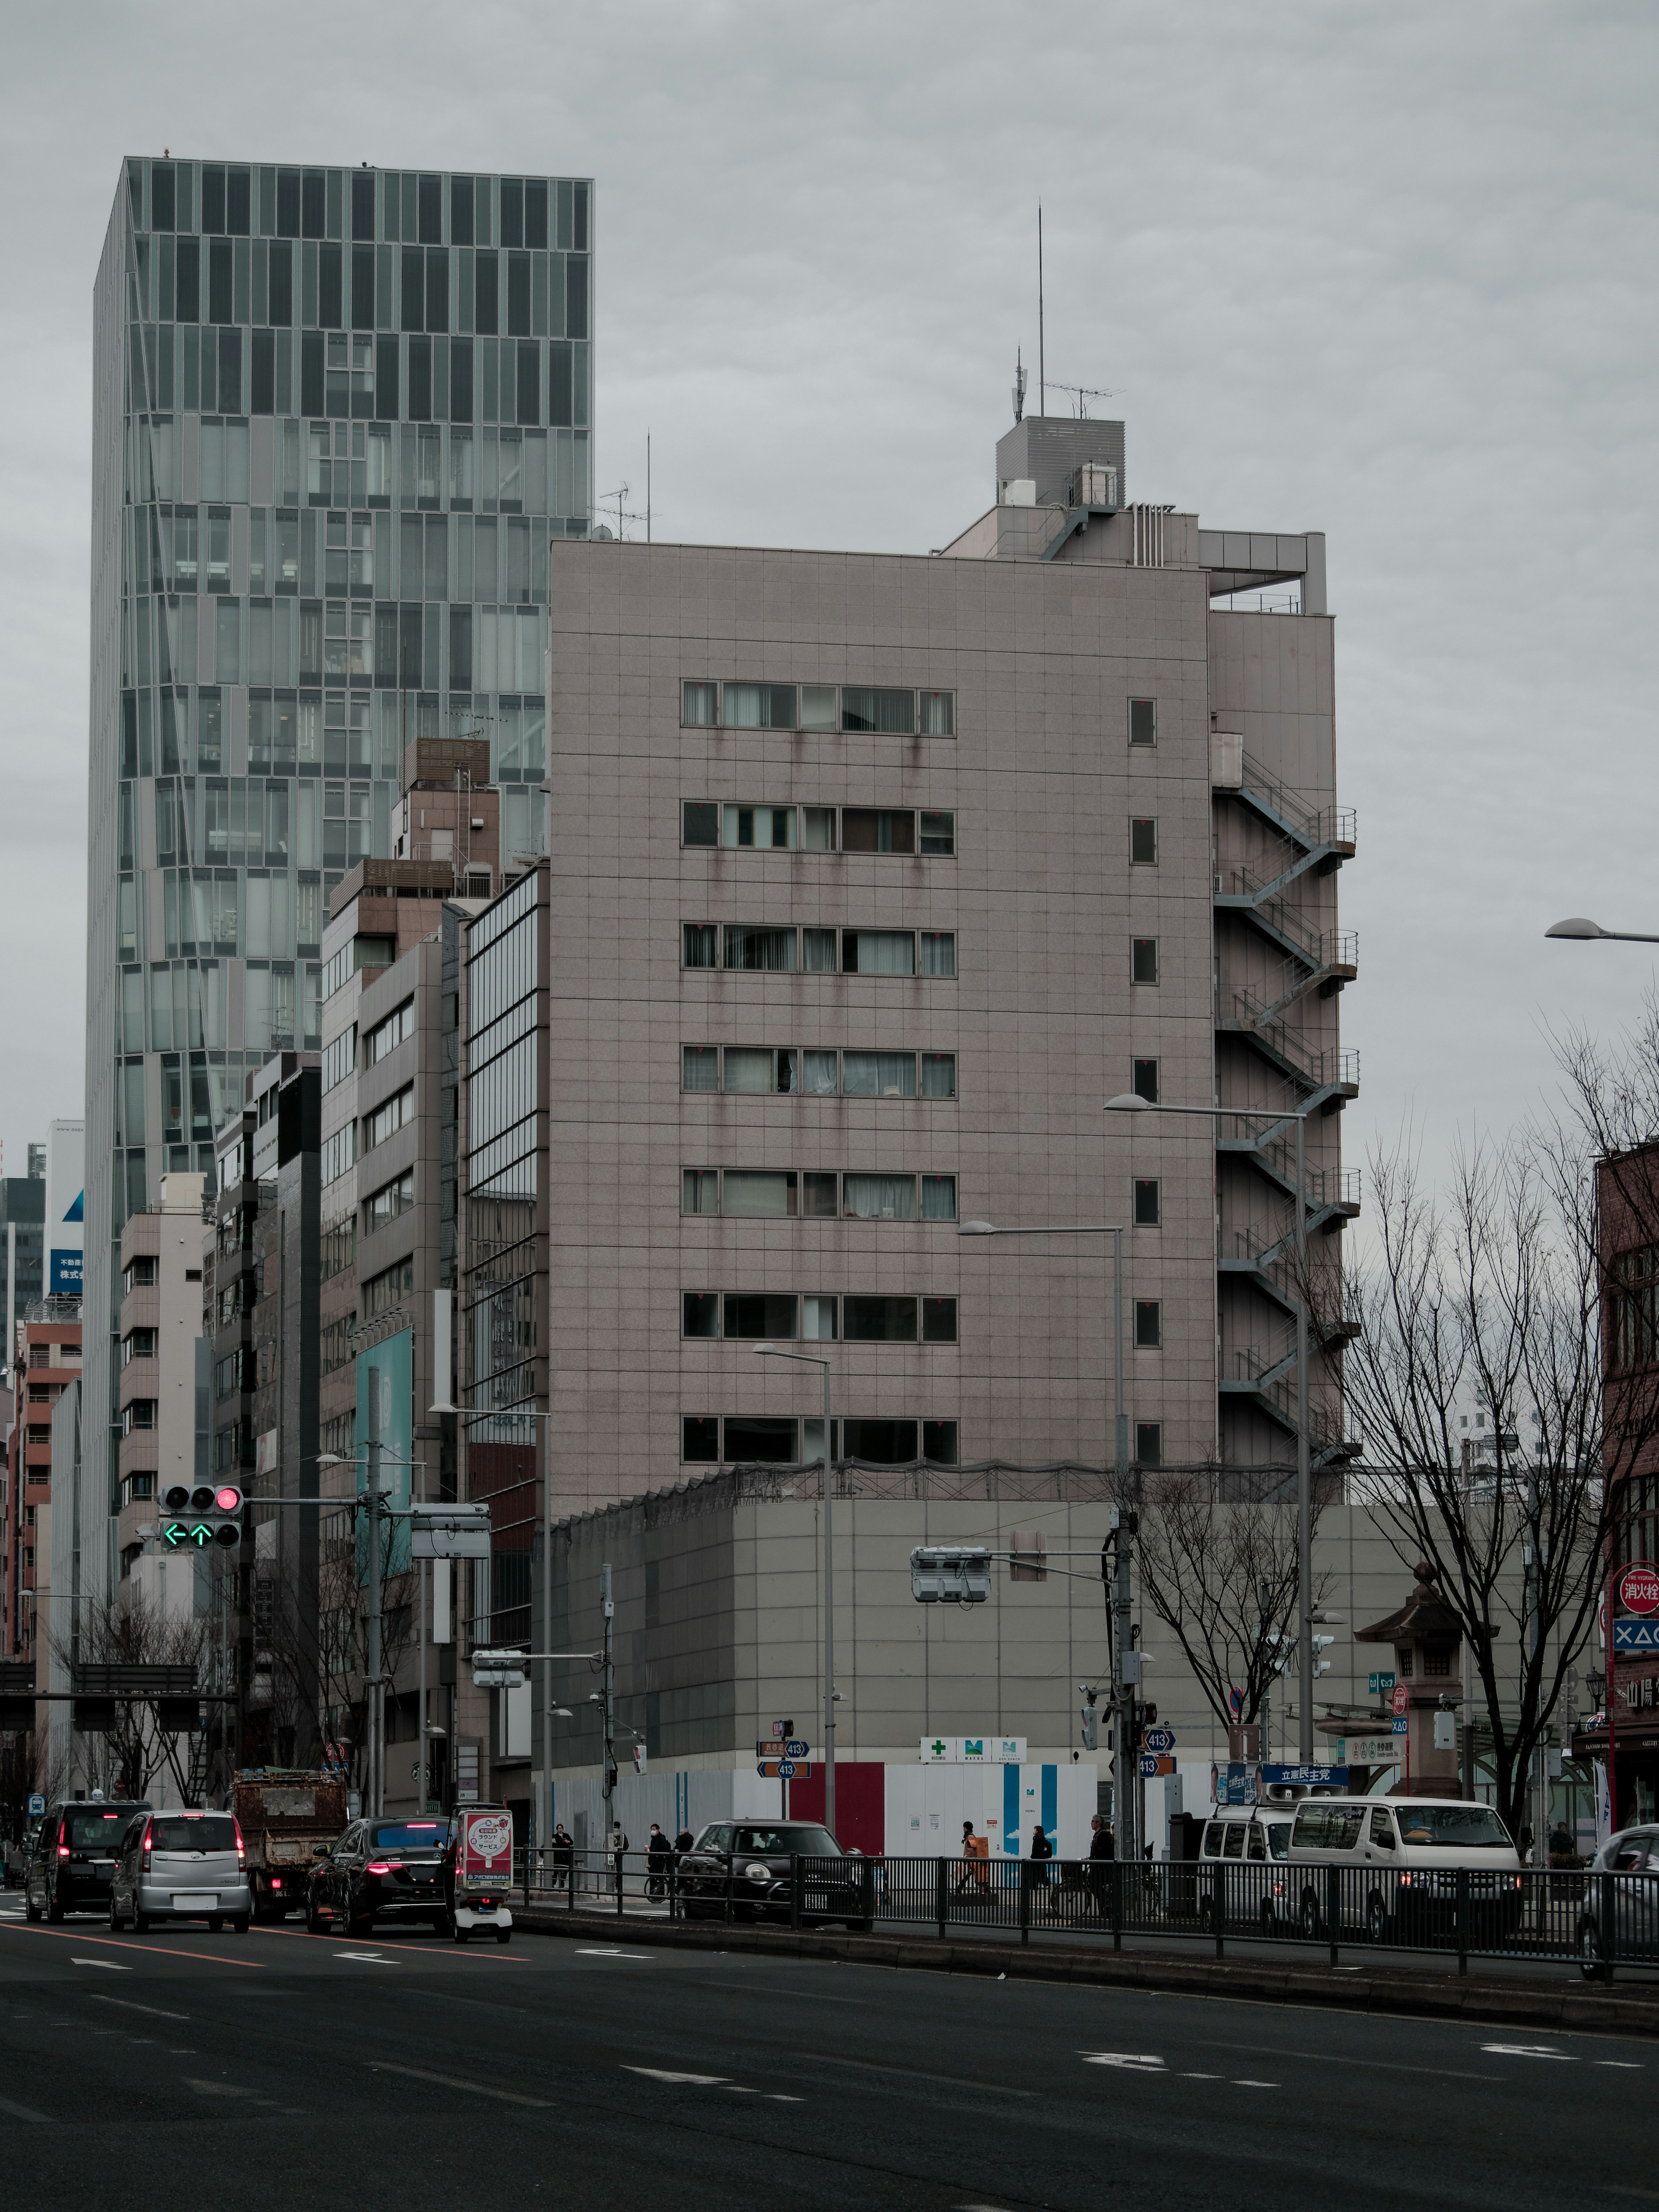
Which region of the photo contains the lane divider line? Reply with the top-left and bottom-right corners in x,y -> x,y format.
369,2059 -> 550,2108
0,1922 -> 264,1969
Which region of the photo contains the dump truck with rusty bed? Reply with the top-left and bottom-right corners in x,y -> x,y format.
232,1770 -> 348,1920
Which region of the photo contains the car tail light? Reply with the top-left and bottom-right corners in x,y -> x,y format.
141,1819 -> 154,1874
365,1862 -> 392,1876
271,1877 -> 282,1890
234,1818 -> 246,1865
57,1843 -> 70,1859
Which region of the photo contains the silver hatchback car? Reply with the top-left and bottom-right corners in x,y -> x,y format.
110,1809 -> 251,1933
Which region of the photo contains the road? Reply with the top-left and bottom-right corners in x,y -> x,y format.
0,1898 -> 1651,2211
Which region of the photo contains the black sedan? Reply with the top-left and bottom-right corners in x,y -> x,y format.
675,1822 -> 872,1929
305,1817 -> 450,1936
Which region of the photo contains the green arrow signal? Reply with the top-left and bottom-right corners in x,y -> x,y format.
163,1522 -> 187,1548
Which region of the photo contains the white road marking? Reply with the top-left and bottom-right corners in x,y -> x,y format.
334,1950 -> 391,1963
368,2059 -> 550,2108
722,2086 -> 759,2094
1233,2080 -> 1279,2088
187,2079 -> 251,2095
575,1946 -> 650,1959
0,2091 -> 50,2122
89,1995 -> 189,2021
1182,2072 -> 1223,2079
1481,2044 -> 1574,2061
1598,2061 -> 1643,2069
1080,2052 -> 1165,2072
624,2066 -> 729,2086
766,2094 -> 805,2102
70,1959 -> 129,1970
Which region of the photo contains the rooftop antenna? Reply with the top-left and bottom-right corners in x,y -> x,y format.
1037,203 -> 1045,418
1012,349 -> 1026,425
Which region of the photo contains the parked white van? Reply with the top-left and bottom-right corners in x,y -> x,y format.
1287,1796 -> 1522,1943
1198,1805 -> 1299,1933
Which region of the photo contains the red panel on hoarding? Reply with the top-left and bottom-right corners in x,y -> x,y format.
788,1761 -> 884,1855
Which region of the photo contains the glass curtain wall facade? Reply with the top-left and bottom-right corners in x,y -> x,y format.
88,155 -> 591,1558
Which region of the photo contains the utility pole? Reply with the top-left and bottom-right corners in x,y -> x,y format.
1110,1508 -> 1137,1868
600,1560 -> 615,1843
1526,1457 -> 1547,1862
365,1365 -> 383,1819
1294,1110 -> 1313,1764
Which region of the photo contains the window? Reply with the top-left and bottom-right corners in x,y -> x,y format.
842,809 -> 914,855
844,1175 -> 915,1222
365,1084 -> 414,1149
321,1121 -> 357,1186
321,1314 -> 357,1376
681,1046 -> 719,1092
843,1418 -> 918,1463
725,926 -> 795,972
1129,698 -> 1157,746
802,1173 -> 838,1218
1134,1178 -> 1160,1227
682,681 -> 719,727
724,1292 -> 798,1340
1134,1300 -> 1162,1348
724,1415 -> 798,1463
123,1256 -> 158,1292
682,1292 -> 719,1338
803,928 -> 836,973
682,923 -> 717,969
320,1216 -> 356,1281
1132,938 -> 1159,985
1132,1058 -> 1159,1105
802,1295 -> 837,1340
682,1170 -> 719,1215
721,804 -> 796,850
842,1052 -> 915,1099
121,1328 -> 156,1366
799,685 -> 837,731
801,807 -> 835,852
723,682 -> 797,729
920,810 -> 955,856
682,1416 -> 719,1462
1130,817 -> 1157,864
844,1296 -> 916,1342
682,801 -> 718,847
722,1170 -> 798,1218
365,1169 -> 415,1231
920,933 -> 956,978
1135,1421 -> 1163,1466
362,1258 -> 414,1319
920,1054 -> 956,1100
123,1401 -> 157,1433
722,1047 -> 797,1094
321,1024 -> 357,1093
921,1175 -> 957,1220
923,1297 -> 958,1343
122,1473 -> 156,1506
366,996 -> 415,1063
841,687 -> 914,735
1423,1647 -> 1452,1679
918,691 -> 954,737
842,930 -> 912,976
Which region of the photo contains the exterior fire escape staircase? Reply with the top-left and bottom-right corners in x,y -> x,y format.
1213,745 -> 1361,1466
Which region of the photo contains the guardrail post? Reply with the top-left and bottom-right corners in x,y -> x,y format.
1215,1863 -> 1225,1961
1019,1858 -> 1031,1946
616,1846 -> 624,1918
523,1844 -> 531,1912
725,1851 -> 734,1926
936,1856 -> 948,1939
1603,1868 -> 1618,1986
1456,1868 -> 1469,1975
788,1853 -> 800,1932
1111,1859 -> 1123,1951
1327,1864 -> 1339,1968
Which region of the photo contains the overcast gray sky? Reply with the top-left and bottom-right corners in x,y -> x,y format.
2,1 -> 1654,1194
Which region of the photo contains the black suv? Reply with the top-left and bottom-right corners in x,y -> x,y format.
25,1799 -> 152,1921
676,1822 -> 872,1929
306,1816 -> 450,1936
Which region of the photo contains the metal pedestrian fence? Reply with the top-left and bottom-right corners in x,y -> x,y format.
508,1848 -> 1659,1982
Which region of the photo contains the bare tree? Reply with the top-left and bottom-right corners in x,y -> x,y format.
53,1591 -> 211,1803
1336,1122 -> 1649,1839
1137,1467 -> 1333,1746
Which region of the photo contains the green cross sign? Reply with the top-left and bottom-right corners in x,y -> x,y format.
930,1739 -> 947,1758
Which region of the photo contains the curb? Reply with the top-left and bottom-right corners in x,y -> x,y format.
514,1904 -> 1659,2040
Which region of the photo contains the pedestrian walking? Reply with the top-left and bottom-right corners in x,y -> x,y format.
674,1825 -> 694,1854
1087,1811 -> 1114,1917
551,1821 -> 575,1892
646,1821 -> 673,1901
609,1821 -> 629,1899
953,1818 -> 989,1896
1030,1821 -> 1054,1914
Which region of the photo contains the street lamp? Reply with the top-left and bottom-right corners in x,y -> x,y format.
1545,918 -> 1659,943
957,1218 -> 1135,1860
1106,1090 -> 1323,1765
754,1344 -> 837,1837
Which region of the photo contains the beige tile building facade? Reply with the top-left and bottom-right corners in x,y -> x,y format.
464,412 -> 1355,1512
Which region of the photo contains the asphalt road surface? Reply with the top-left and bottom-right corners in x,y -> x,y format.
0,1898 -> 1651,2211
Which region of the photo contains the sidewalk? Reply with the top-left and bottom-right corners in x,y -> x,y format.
514,1894 -> 1659,2040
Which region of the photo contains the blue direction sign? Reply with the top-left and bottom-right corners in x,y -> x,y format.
1263,1763 -> 1349,1788
1392,1715 -> 1409,1734
28,1792 -> 44,1816
1369,1671 -> 1396,1695
778,1759 -> 798,1780
1143,1726 -> 1176,1755
785,1738 -> 810,1759
1615,1619 -> 1659,1653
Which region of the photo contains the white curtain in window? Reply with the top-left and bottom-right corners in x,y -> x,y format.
843,1175 -> 915,1221
723,683 -> 764,728
722,1171 -> 794,1217
722,1049 -> 775,1094
842,1052 -> 915,1098
803,1052 -> 838,1096
850,931 -> 914,976
922,1175 -> 957,1220
921,933 -> 956,977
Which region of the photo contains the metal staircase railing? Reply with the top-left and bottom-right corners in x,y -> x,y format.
1220,864 -> 1358,975
1238,749 -> 1357,853
1219,993 -> 1360,1094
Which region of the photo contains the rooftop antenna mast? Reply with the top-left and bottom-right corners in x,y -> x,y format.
1012,349 -> 1026,424
1038,203 -> 1045,418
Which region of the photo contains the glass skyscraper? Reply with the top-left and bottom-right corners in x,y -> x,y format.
87,155 -> 592,1532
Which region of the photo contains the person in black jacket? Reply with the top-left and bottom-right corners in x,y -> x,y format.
1029,1821 -> 1054,1913
1087,1813 -> 1114,1916
646,1822 -> 673,1900
551,1822 -> 575,1891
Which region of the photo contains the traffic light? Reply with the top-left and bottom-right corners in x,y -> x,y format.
470,1647 -> 528,1689
159,1482 -> 243,1551
1311,1634 -> 1336,1678
1131,1700 -> 1157,1750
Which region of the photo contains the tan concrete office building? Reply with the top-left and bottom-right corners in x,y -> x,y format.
461,411 -> 1357,1510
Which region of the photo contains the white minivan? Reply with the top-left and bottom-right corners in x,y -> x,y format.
1287,1796 -> 1522,1944
1197,1806 -> 1299,1933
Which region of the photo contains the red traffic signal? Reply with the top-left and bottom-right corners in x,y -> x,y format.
214,1485 -> 243,1514
159,1481 -> 244,1552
